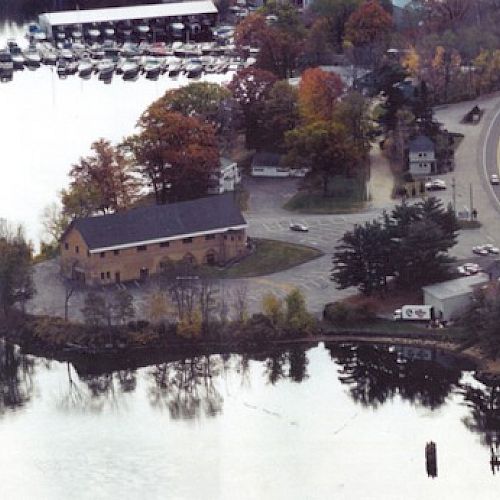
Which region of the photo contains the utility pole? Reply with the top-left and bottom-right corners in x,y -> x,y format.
470,183 -> 474,220
452,177 -> 456,214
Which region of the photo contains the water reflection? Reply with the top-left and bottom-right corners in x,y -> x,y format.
326,343 -> 464,410
0,340 -> 35,414
148,356 -> 223,419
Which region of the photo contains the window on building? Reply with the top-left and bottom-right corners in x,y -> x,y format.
137,245 -> 147,252
224,235 -> 227,240
183,237 -> 193,244
114,249 -> 120,256
64,242 -> 69,250
205,234 -> 216,240
100,252 -> 106,258
75,245 -> 79,254
231,236 -> 235,241
160,241 -> 170,248
100,272 -> 105,280
106,271 -> 110,279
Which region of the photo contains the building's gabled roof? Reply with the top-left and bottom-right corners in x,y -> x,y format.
409,135 -> 435,153
422,273 -> 489,300
252,152 -> 282,168
68,194 -> 246,252
39,1 -> 217,26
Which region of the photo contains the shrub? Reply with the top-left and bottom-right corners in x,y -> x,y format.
323,301 -> 376,325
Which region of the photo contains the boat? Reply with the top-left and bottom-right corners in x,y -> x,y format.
56,59 -> 68,78
66,61 -> 79,75
167,58 -> 183,76
135,20 -> 150,38
98,60 -> 115,81
102,22 -> 115,39
201,42 -> 215,55
71,27 -> 83,41
60,47 -> 74,61
143,57 -> 162,79
0,50 -> 14,80
148,42 -> 168,57
7,41 -> 25,69
86,24 -> 101,41
78,57 -> 93,77
54,27 -> 66,43
122,58 -> 140,80
23,46 -> 41,67
26,23 -> 46,42
40,44 -> 58,65
185,59 -> 203,78
170,22 -> 185,40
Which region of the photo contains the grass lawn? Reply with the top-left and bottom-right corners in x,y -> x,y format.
208,238 -> 323,279
283,191 -> 367,214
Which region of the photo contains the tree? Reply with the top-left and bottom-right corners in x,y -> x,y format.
262,292 -> 284,330
332,219 -> 394,295
284,288 -> 315,335
345,0 -> 392,66
40,202 -> 70,246
232,283 -> 249,324
153,82 -> 238,152
228,68 -> 278,148
284,120 -> 364,196
125,109 -> 219,204
0,222 -> 34,316
111,289 -> 135,325
81,291 -> 107,327
298,67 -> 344,123
63,139 -> 139,217
311,0 -> 363,50
258,80 -> 299,152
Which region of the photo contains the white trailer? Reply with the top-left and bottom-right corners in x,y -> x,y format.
393,305 -> 434,321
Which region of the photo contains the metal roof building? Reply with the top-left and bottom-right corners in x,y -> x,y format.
39,1 -> 218,37
422,273 -> 489,321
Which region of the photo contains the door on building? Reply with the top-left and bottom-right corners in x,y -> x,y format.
139,268 -> 149,281
115,272 -> 121,284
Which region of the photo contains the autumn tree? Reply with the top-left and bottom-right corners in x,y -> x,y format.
298,67 -> 344,123
62,139 -> 139,218
345,0 -> 393,67
153,82 -> 238,152
228,67 -> 278,148
284,120 -> 363,196
234,7 -> 304,79
284,289 -> 315,335
125,108 -> 219,204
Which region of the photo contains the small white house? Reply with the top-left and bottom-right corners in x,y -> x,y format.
408,135 -> 436,177
251,152 -> 308,178
422,273 -> 489,321
207,158 -> 241,195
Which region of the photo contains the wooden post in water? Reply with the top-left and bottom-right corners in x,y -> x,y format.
425,441 -> 437,478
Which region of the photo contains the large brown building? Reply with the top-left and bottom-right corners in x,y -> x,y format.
60,194 -> 247,285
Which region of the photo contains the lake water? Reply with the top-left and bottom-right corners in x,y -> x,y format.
0,22 -> 233,247
1,340 -> 499,500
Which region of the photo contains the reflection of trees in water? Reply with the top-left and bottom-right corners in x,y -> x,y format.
58,363 -> 137,413
461,383 -> 500,448
326,343 -> 461,409
0,340 -> 35,414
148,356 -> 224,420
263,348 -> 309,385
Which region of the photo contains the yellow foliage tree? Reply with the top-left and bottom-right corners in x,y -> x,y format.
262,292 -> 284,329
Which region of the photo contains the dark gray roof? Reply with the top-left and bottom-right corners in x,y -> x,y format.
409,135 -> 434,152
70,194 -> 246,251
252,152 -> 282,168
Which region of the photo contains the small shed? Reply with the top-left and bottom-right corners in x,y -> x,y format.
251,152 -> 289,177
422,273 -> 489,321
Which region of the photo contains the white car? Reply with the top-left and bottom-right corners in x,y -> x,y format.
491,174 -> 500,185
457,263 -> 481,276
425,179 -> 446,191
289,223 -> 309,232
473,245 -> 489,256
483,243 -> 500,254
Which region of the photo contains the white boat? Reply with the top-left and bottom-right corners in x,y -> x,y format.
122,58 -> 140,79
23,46 -> 41,67
60,48 -> 74,61
78,58 -> 93,77
167,58 -> 183,76
71,28 -> 83,40
86,24 -> 100,40
143,57 -> 162,79
7,41 -> 24,69
98,60 -> 115,81
185,59 -> 203,78
40,44 -> 58,65
136,21 -> 150,37
0,50 -> 14,76
57,60 -> 68,78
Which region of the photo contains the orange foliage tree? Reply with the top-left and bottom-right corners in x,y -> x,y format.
298,67 -> 344,123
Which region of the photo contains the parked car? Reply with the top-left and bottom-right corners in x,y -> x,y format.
473,245 -> 489,256
289,223 -> 309,232
483,243 -> 500,254
425,179 -> 446,191
491,174 -> 500,185
457,263 -> 481,276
